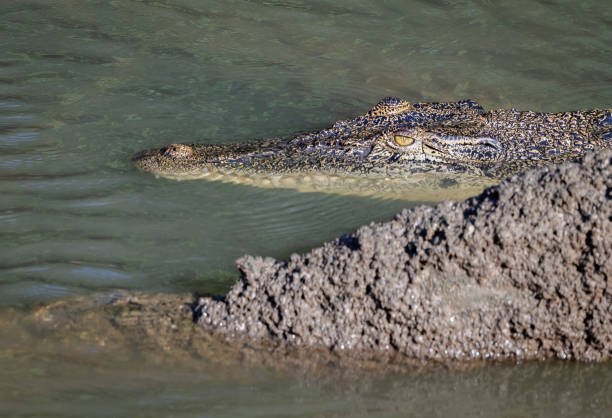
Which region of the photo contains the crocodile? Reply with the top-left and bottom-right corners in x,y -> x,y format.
134,98 -> 612,199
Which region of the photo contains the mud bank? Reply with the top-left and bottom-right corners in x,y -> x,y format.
196,151 -> 612,362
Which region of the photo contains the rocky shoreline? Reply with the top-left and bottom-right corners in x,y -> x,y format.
195,151 -> 611,362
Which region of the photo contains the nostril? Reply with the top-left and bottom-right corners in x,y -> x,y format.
163,144 -> 193,159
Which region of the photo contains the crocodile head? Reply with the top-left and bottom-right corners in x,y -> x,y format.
134,98 -> 611,199
134,99 -> 491,179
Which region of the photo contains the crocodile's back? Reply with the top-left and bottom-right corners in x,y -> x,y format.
484,108 -> 611,160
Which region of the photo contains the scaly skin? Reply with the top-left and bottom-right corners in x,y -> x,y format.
134,98 -> 611,198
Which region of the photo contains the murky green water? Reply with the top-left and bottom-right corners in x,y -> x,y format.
1,0 -> 611,416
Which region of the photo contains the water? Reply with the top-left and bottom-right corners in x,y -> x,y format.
1,0 -> 611,415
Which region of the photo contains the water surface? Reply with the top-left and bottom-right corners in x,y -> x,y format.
1,0 -> 611,416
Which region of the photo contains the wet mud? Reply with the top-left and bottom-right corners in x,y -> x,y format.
197,151 -> 611,362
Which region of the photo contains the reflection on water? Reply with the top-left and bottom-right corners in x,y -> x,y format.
1,298 -> 611,417
1,0 -> 611,415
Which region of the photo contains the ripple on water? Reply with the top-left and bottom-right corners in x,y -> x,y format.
0,102 -> 22,109
0,131 -> 40,146
0,238 -> 137,269
0,263 -> 134,294
0,281 -> 78,305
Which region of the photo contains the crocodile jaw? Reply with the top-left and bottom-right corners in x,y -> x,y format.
133,145 -> 494,201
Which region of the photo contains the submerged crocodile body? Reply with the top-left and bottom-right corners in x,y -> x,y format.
134,98 -> 611,198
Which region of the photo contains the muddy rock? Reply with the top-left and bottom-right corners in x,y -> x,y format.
196,151 -> 612,362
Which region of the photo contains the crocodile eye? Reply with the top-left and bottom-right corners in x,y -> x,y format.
394,135 -> 415,147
